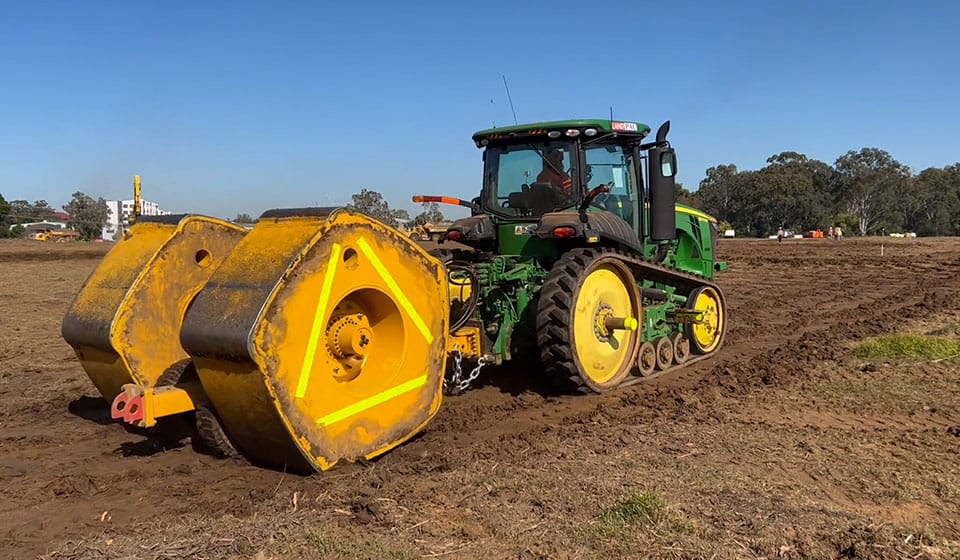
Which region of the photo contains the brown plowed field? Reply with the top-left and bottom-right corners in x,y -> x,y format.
1,237 -> 959,559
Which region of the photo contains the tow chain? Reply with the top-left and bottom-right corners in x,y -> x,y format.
443,351 -> 486,395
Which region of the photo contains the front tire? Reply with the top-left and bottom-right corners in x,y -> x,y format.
538,249 -> 640,393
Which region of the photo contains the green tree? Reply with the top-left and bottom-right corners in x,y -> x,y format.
63,191 -> 109,241
411,202 -> 445,227
0,193 -> 10,238
948,163 -> 960,235
754,152 -> 832,233
32,200 -> 55,220
903,167 -> 958,235
9,224 -> 25,238
674,182 -> 698,208
833,148 -> 909,235
695,165 -> 743,226
392,208 -> 411,223
8,199 -> 33,220
695,166 -> 765,236
347,188 -> 402,228
233,213 -> 256,224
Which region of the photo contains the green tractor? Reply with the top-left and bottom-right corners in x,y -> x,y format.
418,119 -> 727,393
62,118 -> 728,473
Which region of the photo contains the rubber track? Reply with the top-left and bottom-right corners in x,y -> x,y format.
194,405 -> 241,459
537,247 -> 727,393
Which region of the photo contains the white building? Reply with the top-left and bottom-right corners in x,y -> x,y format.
102,199 -> 171,240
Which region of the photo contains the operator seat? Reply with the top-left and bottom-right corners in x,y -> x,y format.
528,182 -> 560,216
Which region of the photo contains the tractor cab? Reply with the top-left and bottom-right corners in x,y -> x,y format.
474,120 -> 653,228
416,119 -> 681,258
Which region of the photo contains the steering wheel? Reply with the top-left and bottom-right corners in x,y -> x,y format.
590,183 -> 613,206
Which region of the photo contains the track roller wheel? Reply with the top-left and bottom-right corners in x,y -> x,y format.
655,337 -> 673,370
672,333 -> 690,365
637,341 -> 656,377
686,286 -> 725,354
538,249 -> 641,393
194,405 -> 241,459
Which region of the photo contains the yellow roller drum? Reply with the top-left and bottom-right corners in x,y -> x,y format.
180,208 -> 449,472
61,215 -> 246,400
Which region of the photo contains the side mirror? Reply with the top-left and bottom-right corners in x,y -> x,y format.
660,150 -> 677,177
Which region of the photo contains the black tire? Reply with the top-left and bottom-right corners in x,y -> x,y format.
156,358 -> 198,387
537,248 -> 640,394
194,405 -> 241,459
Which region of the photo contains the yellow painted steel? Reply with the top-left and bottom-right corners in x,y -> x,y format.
446,268 -> 474,304
132,175 -> 142,222
571,260 -> 640,387
690,287 -> 724,353
446,326 -> 483,359
315,374 -> 428,427
61,216 -> 246,400
356,236 -> 434,344
296,243 -> 343,399
113,381 -> 207,428
182,209 -> 449,472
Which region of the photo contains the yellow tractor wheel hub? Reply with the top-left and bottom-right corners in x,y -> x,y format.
572,264 -> 638,385
691,287 -> 723,353
325,312 -> 374,382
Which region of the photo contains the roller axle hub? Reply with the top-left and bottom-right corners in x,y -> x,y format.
328,314 -> 374,358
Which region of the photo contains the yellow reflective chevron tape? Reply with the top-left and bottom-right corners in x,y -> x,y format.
315,374 -> 428,427
356,236 -> 434,344
295,242 -> 342,399
675,205 -> 715,222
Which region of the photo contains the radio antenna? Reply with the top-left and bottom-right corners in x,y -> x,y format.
502,75 -> 519,125
609,106 -> 614,120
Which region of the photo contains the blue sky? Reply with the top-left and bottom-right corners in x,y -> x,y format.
0,0 -> 957,219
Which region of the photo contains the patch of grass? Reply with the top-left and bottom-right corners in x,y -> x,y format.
302,533 -> 416,560
602,491 -> 668,526
855,334 -> 960,361
582,491 -> 693,540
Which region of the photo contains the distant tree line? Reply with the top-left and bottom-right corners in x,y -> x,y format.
229,190 -> 446,230
688,149 -> 960,237
0,191 -> 108,240
345,188 -> 445,228
0,195 -> 57,238
8,148 -> 957,242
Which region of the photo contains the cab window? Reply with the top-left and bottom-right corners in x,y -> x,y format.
584,145 -> 637,226
483,142 -> 577,217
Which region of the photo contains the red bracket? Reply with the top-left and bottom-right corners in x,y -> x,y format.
111,387 -> 146,425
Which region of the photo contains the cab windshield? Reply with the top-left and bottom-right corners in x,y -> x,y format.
483,141 -> 578,218
583,144 -> 638,227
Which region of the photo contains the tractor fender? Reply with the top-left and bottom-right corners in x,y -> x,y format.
533,210 -> 643,252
